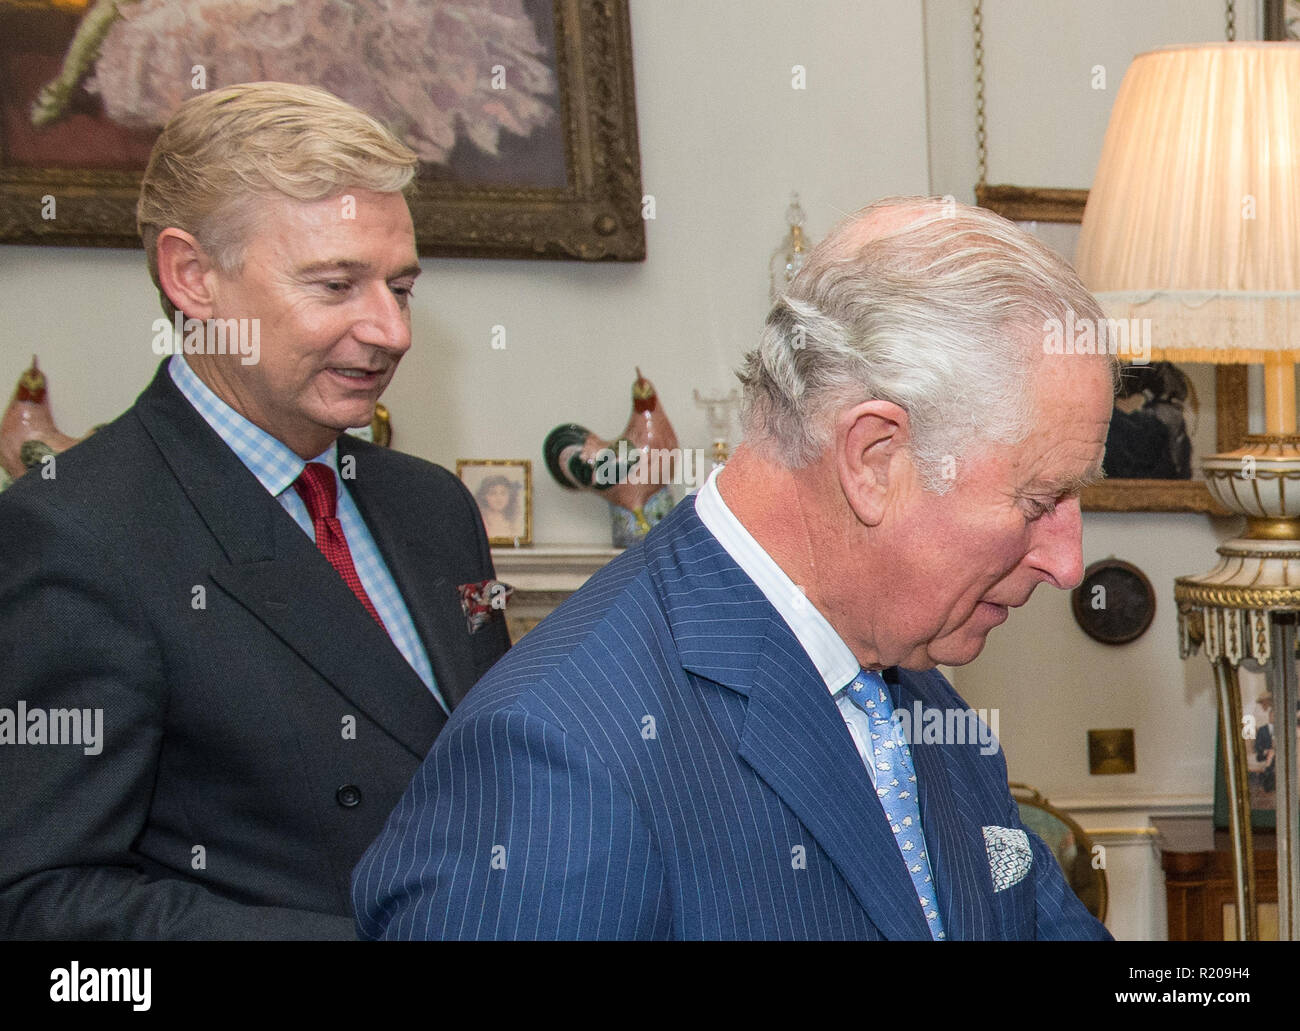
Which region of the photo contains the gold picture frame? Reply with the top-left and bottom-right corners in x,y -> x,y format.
0,0 -> 646,262
457,458 -> 533,548
977,184 -> 1244,515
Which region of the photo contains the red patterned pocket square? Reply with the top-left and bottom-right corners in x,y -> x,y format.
457,579 -> 514,634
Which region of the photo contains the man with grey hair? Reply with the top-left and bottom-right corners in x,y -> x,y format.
355,196 -> 1114,940
0,83 -> 510,939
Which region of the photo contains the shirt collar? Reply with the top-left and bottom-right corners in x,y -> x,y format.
694,465 -> 860,696
168,354 -> 336,496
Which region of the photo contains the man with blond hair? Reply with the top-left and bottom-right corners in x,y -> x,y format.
356,197 -> 1115,940
0,83 -> 509,939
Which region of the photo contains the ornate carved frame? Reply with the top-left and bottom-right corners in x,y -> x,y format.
977,184 -> 1246,515
0,0 -> 646,262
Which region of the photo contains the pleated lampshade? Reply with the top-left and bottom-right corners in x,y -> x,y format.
1075,43 -> 1300,375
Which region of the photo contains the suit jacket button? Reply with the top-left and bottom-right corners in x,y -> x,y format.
336,785 -> 362,808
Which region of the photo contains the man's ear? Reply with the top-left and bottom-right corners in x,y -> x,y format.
835,399 -> 912,526
156,228 -> 219,321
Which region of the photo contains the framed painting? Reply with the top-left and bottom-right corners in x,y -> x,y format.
977,184 -> 1245,515
457,458 -> 532,547
1213,665 -> 1296,831
1263,0 -> 1300,42
0,0 -> 645,261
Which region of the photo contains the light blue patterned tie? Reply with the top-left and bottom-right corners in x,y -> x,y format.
845,669 -> 946,940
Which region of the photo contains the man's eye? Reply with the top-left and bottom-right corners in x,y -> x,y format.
321,280 -> 351,294
390,283 -> 414,302
1023,497 -> 1057,520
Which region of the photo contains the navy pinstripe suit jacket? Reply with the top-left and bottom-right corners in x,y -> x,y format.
353,496 -> 1111,940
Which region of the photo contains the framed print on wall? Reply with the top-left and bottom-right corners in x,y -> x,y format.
1213,665 -> 1296,832
0,0 -> 645,261
977,184 -> 1246,515
457,459 -> 532,548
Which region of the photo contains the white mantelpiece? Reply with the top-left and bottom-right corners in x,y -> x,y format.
491,545 -> 623,638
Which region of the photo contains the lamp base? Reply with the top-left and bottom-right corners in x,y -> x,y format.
1178,433 -> 1300,941
1202,435 -> 1300,527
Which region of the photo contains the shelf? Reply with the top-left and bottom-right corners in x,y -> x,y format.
490,544 -> 623,596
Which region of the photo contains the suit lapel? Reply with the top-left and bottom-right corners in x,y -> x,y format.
338,435 -> 480,711
738,639 -> 933,939
647,501 -> 931,940
894,672 -> 999,941
208,524 -> 444,760
134,363 -> 444,759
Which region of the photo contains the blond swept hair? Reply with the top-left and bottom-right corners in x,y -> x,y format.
137,81 -> 418,318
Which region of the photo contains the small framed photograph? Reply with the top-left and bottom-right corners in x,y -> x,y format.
457,459 -> 532,548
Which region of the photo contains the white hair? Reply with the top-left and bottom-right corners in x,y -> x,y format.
738,196 -> 1115,491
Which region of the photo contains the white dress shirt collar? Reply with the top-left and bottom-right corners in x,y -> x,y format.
693,465 -> 860,696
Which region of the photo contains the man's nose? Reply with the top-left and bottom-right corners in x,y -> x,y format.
1031,496 -> 1085,590
354,284 -> 411,353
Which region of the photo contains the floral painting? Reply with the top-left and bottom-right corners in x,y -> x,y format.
0,0 -> 646,259
6,0 -> 559,177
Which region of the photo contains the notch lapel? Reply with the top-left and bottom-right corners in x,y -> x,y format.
649,502 -> 931,940
736,639 -> 933,940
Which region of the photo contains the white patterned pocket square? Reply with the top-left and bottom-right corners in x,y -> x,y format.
982,826 -> 1032,892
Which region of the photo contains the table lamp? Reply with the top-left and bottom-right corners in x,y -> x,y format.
1075,41 -> 1300,941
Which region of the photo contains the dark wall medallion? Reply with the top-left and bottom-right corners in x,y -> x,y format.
1071,558 -> 1156,645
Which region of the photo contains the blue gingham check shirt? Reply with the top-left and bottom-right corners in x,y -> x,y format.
169,355 -> 445,713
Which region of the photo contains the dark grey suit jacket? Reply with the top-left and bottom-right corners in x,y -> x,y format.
0,361 -> 509,939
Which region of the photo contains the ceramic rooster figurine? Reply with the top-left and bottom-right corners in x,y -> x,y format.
544,369 -> 680,547
1,357 -> 81,483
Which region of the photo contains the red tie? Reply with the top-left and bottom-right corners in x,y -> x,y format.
293,462 -> 386,630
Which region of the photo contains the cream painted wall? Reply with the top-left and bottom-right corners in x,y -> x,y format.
925,0 -> 1249,195
0,0 -> 931,547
